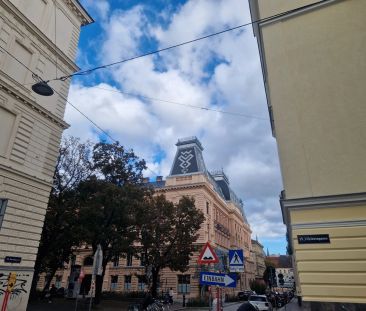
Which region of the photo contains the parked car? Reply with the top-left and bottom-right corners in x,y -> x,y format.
237,290 -> 254,301
248,295 -> 272,311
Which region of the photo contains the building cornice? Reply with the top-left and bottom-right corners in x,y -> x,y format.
67,0 -> 94,26
1,0 -> 80,73
0,76 -> 69,129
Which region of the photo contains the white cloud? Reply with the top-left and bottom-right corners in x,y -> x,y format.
69,0 -> 285,245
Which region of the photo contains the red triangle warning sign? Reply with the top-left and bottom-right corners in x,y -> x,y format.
197,242 -> 219,264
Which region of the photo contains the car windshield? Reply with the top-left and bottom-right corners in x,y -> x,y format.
250,296 -> 267,302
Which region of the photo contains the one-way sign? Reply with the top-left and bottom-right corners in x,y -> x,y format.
200,272 -> 236,288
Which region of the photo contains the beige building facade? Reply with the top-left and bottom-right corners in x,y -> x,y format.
45,137 -> 256,299
0,0 -> 92,310
251,239 -> 265,281
249,0 -> 366,309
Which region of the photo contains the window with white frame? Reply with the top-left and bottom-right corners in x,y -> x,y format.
124,275 -> 131,290
137,275 -> 146,291
177,275 -> 190,294
0,199 -> 8,229
111,275 -> 118,291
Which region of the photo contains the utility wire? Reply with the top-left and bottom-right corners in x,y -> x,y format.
51,86 -> 118,142
0,45 -> 42,81
49,0 -> 331,82
51,87 -> 159,177
93,86 -> 268,120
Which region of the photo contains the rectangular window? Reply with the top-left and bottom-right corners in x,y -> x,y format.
111,275 -> 118,291
140,253 -> 146,267
126,253 -> 133,266
206,202 -> 209,214
55,275 -> 62,288
137,275 -> 146,291
113,256 -> 119,267
124,275 -> 131,290
0,199 -> 8,229
177,275 -> 190,294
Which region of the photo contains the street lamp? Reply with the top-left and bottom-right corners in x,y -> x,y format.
31,81 -> 54,96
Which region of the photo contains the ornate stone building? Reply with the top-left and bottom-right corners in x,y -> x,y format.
0,1 -> 92,310
46,137 -> 256,299
251,239 -> 265,281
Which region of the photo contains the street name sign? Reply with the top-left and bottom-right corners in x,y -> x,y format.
297,234 -> 330,244
200,272 -> 236,288
197,242 -> 219,264
228,249 -> 244,272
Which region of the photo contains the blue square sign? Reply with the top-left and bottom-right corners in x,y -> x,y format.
229,249 -> 244,272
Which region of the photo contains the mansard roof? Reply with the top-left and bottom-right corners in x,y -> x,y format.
168,136 -> 247,221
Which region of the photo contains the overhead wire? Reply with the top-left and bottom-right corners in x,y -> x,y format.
47,0 -> 331,82
92,86 -> 268,120
50,87 -> 159,177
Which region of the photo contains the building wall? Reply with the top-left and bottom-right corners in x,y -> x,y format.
0,1 -> 91,310
255,0 -> 366,199
43,173 -> 254,299
250,0 -> 366,306
251,240 -> 265,280
290,203 -> 366,303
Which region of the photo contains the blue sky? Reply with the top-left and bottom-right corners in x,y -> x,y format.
66,0 -> 286,255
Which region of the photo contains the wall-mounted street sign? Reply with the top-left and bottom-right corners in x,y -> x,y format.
200,272 -> 237,288
197,242 -> 219,264
297,234 -> 330,244
4,256 -> 22,264
228,249 -> 244,272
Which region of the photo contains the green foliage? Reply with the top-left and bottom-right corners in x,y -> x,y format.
249,279 -> 267,294
31,137 -> 92,298
186,297 -> 209,307
137,195 -> 205,297
78,141 -> 147,303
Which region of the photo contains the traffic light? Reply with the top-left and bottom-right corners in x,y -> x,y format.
7,272 -> 17,292
278,273 -> 284,287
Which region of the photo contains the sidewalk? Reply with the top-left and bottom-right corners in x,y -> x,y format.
277,299 -> 303,311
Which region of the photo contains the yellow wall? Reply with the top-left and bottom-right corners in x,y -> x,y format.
258,0 -> 366,199
290,205 -> 366,303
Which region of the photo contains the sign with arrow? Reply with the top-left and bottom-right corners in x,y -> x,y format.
197,242 -> 219,264
200,272 -> 236,288
229,249 -> 244,272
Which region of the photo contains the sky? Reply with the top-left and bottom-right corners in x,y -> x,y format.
65,0 -> 286,255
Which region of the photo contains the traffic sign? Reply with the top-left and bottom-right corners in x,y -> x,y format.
197,242 -> 219,264
228,249 -> 244,272
200,272 -> 236,288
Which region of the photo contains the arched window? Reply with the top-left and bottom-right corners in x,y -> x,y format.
83,256 -> 93,266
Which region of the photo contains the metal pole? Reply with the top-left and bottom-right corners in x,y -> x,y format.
74,295 -> 78,311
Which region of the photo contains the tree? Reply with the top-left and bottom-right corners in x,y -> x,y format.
137,194 -> 205,297
263,259 -> 276,289
78,141 -> 147,304
30,137 -> 92,298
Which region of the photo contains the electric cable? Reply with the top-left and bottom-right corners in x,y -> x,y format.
47,0 -> 331,82
51,87 -> 159,177
92,86 -> 268,120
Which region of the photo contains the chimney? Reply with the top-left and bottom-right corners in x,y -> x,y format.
156,176 -> 163,182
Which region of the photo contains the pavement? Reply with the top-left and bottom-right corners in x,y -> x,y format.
27,298 -> 303,311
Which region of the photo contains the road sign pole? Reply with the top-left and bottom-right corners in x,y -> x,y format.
216,286 -> 220,311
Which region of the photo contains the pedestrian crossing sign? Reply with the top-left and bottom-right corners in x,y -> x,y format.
229,249 -> 244,272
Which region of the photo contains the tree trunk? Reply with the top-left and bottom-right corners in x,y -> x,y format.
42,267 -> 58,293
151,267 -> 160,298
